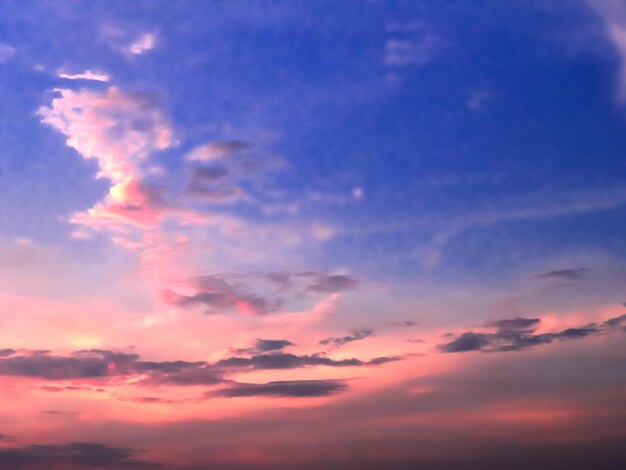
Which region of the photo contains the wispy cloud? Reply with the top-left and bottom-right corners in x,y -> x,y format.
186,140 -> 254,162
57,70 -> 110,82
0,43 -> 16,63
589,0 -> 626,101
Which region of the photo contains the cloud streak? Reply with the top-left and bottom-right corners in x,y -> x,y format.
440,313 -> 626,353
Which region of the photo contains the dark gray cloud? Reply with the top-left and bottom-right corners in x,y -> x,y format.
233,339 -> 294,355
266,272 -> 292,291
216,353 -> 363,370
0,349 -> 138,380
0,442 -> 161,469
0,349 -> 15,357
320,328 -> 374,348
211,379 -> 348,398
119,396 -> 179,405
484,317 -> 540,332
188,166 -> 228,182
532,268 -> 587,281
303,273 -> 359,294
0,346 -> 401,387
0,434 -> 14,443
163,275 -> 281,315
253,339 -> 294,352
43,410 -> 80,416
264,271 -> 360,296
440,313 -> 626,353
216,352 -> 402,371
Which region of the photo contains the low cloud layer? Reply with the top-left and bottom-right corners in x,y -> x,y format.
211,379 -> 347,398
0,442 -> 160,469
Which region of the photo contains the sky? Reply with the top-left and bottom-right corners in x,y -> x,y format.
1,0 -> 626,468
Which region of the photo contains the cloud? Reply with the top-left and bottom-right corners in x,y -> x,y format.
589,0 -> 626,101
0,43 -> 16,63
483,317 -> 540,333
185,183 -> 245,203
0,347 -> 401,391
0,349 -> 138,380
57,70 -> 110,82
467,88 -> 491,110
187,166 -> 229,183
186,140 -> 254,162
440,313 -> 626,353
532,268 -> 588,282
211,379 -> 348,398
252,339 -> 295,352
163,275 -> 281,315
39,87 -> 173,183
266,272 -> 292,291
0,434 -> 15,443
302,273 -> 359,294
125,33 -> 156,55
215,352 -> 399,371
0,442 -> 160,469
384,22 -> 441,69
320,328 -> 374,348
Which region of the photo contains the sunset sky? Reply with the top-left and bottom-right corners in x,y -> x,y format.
1,1 -> 626,468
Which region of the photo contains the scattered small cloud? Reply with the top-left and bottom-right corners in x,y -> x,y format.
320,328 -> 374,348
0,43 -> 16,63
385,36 -> 439,66
125,32 -> 156,55
467,88 -> 491,110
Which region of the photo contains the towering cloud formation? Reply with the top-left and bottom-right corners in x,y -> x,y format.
39,88 -> 173,183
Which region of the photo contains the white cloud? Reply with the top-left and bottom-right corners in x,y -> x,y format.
589,0 -> 626,102
57,70 -> 110,82
38,87 -> 173,182
384,34 -> 439,66
125,33 -> 156,55
0,43 -> 16,63
186,140 -> 254,162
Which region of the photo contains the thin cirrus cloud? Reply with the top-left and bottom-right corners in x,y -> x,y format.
57,70 -> 110,82
186,140 -> 254,162
589,0 -> 626,101
0,43 -> 16,63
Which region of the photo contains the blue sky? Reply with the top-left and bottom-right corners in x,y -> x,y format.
3,0 -> 626,284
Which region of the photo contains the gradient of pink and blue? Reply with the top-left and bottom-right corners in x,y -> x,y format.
1,1 -> 626,468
